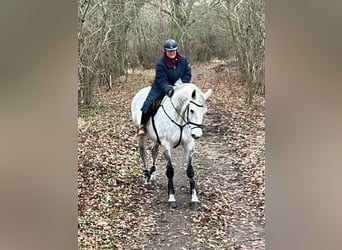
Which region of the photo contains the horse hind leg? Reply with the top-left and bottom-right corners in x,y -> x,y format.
148,142 -> 159,186
144,142 -> 158,189
138,134 -> 153,189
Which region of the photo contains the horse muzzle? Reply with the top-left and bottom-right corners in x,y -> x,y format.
191,134 -> 201,139
191,129 -> 203,139
189,122 -> 203,139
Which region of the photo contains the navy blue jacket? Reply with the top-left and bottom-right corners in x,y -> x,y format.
141,52 -> 192,113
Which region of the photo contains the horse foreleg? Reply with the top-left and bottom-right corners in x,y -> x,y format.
185,143 -> 201,209
163,147 -> 177,208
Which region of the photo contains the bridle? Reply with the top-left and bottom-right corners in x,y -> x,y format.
186,100 -> 205,130
166,99 -> 204,130
152,97 -> 205,147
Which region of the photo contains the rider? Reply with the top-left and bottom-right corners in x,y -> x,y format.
138,38 -> 192,135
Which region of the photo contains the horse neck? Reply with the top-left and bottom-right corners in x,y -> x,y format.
165,94 -> 189,123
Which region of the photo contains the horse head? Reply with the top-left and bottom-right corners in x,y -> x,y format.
173,83 -> 212,139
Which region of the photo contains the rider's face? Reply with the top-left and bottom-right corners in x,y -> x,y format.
165,50 -> 177,59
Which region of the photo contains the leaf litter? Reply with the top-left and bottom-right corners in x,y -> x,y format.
78,63 -> 265,249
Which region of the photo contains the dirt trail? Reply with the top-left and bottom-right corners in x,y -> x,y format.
122,64 -> 265,249
78,63 -> 265,250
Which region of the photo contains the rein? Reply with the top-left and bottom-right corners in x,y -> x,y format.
153,97 -> 204,148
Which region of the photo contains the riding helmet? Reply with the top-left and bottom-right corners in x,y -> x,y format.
163,39 -> 178,51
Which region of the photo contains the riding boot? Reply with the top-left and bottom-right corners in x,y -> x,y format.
138,124 -> 146,136
138,111 -> 149,136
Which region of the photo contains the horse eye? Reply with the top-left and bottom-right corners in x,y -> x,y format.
190,109 -> 194,114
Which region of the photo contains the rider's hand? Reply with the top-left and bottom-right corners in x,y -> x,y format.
166,87 -> 174,97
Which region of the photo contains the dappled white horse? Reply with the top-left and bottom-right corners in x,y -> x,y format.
131,80 -> 212,208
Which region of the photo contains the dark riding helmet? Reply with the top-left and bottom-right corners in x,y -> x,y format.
163,39 -> 178,51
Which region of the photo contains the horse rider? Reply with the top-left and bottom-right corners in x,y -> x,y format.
138,38 -> 192,135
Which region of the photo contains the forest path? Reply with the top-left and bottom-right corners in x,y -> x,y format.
125,64 -> 265,249
78,63 -> 265,250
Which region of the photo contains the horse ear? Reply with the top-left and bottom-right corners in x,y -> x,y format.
204,89 -> 212,100
175,79 -> 183,86
191,89 -> 196,99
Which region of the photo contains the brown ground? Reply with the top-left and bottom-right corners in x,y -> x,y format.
78,62 -> 265,249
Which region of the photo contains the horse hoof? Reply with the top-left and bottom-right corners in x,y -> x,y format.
191,201 -> 201,209
145,183 -> 153,190
168,201 -> 177,209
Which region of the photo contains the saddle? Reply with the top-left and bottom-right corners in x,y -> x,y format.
143,95 -> 165,144
147,94 -> 184,147
146,95 -> 165,119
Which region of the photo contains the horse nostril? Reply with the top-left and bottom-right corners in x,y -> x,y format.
192,134 -> 199,139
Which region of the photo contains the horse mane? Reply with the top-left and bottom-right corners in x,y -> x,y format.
172,83 -> 206,115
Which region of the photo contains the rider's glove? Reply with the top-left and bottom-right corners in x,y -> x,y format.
166,87 -> 174,97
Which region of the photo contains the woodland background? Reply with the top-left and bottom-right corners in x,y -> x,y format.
78,0 -> 265,249
78,0 -> 265,106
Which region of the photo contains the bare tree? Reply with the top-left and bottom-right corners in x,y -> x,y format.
220,0 -> 265,104
145,0 -> 196,54
78,0 -> 264,107
78,0 -> 147,107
